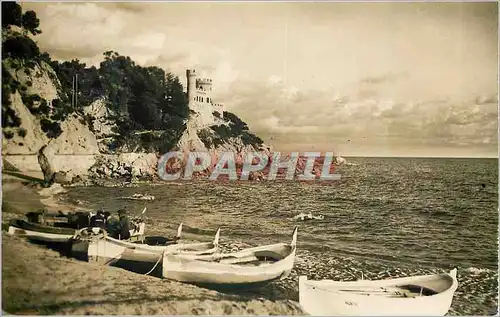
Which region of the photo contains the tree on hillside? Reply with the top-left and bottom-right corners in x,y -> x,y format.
21,10 -> 42,35
2,2 -> 22,29
2,35 -> 40,59
224,111 -> 249,133
161,72 -> 188,125
99,51 -> 134,116
127,66 -> 163,130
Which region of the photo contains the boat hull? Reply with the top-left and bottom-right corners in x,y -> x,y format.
72,228 -> 220,275
298,270 -> 458,316
162,227 -> 298,286
162,246 -> 296,285
7,220 -> 76,243
9,220 -> 145,245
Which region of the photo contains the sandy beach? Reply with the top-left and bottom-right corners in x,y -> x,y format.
2,170 -> 498,316
1,174 -> 303,315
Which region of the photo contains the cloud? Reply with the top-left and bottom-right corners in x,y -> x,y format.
218,73 -> 497,154
22,2 -> 498,156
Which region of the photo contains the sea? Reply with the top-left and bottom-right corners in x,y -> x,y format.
65,157 -> 499,315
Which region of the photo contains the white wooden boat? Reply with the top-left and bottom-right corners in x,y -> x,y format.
161,226 -> 298,287
7,219 -> 78,243
298,269 -> 458,316
7,218 -> 146,244
71,224 -> 220,275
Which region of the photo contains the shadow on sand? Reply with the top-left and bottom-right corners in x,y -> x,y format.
27,240 -> 74,258
2,170 -> 45,183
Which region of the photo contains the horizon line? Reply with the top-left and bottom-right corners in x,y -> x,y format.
342,155 -> 499,159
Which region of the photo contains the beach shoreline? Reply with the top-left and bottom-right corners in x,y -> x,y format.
1,174 -> 306,315
2,173 -> 498,315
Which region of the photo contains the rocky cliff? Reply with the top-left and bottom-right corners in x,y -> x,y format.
2,58 -> 99,156
1,28 -> 269,184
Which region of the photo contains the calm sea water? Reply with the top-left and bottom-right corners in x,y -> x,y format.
67,157 -> 498,271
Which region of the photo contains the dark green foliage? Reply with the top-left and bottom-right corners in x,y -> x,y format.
21,93 -> 41,114
3,130 -> 14,139
19,92 -> 50,116
210,112 -> 264,148
51,98 -> 61,108
50,59 -> 102,108
212,136 -> 226,148
40,118 -> 62,138
241,132 -> 264,146
2,66 -> 22,128
223,111 -> 249,133
197,129 -> 213,148
50,99 -> 73,121
2,35 -> 40,60
39,98 -> 50,114
211,124 -> 231,139
9,80 -> 21,93
1,106 -> 22,128
1,5 -> 263,150
48,51 -> 190,145
39,52 -> 51,65
82,114 -> 95,133
21,10 -> 41,35
18,128 -> 27,137
2,2 -> 22,28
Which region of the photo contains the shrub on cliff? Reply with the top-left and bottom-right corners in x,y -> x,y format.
19,92 -> 51,117
241,132 -> 264,146
2,35 -> 40,60
197,129 -> 213,148
40,118 -> 62,138
1,65 -> 22,128
210,112 -> 264,148
2,2 -> 22,29
2,2 -> 42,36
21,10 -> 42,36
3,130 -> 15,139
49,50 -> 190,148
1,5 -> 265,153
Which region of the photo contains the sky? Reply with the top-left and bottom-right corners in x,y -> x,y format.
22,1 -> 499,157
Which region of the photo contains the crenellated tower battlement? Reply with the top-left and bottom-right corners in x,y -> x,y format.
186,69 -> 224,127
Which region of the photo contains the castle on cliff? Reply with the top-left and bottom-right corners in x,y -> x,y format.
186,69 -> 224,127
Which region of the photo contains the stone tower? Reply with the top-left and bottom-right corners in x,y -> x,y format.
186,69 -> 197,111
185,69 -> 223,127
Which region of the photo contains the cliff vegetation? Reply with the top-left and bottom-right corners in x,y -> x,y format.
1,1 -> 265,158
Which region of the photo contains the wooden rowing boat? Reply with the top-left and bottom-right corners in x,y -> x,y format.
7,219 -> 78,243
71,224 -> 220,275
8,217 -> 146,244
161,226 -> 298,287
298,269 -> 458,316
